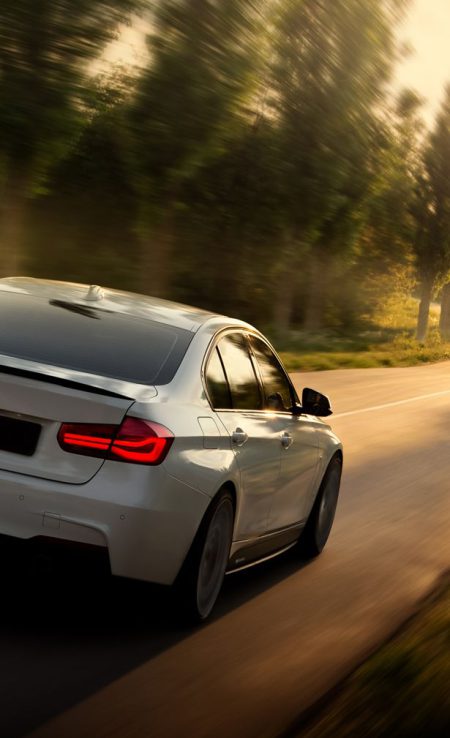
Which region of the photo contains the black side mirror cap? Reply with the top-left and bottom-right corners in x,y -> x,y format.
294,387 -> 332,417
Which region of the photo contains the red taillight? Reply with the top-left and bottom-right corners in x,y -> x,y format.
57,418 -> 174,465
110,418 -> 173,464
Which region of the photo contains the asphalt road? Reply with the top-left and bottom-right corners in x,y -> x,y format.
1,363 -> 449,738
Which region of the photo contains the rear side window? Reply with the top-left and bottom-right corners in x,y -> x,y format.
205,348 -> 232,409
249,335 -> 294,411
0,293 -> 193,385
217,333 -> 262,410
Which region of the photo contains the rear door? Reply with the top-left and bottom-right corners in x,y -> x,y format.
248,335 -> 320,532
205,332 -> 281,540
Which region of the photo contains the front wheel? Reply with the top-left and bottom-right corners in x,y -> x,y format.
175,489 -> 234,622
297,455 -> 342,558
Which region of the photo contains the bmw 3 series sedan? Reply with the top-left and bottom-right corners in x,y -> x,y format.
0,277 -> 343,620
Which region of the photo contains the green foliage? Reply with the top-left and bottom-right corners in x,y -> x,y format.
413,86 -> 450,287
268,0 -> 412,330
25,70 -> 138,289
278,291 -> 448,372
272,0 -> 405,231
123,0 -> 270,296
0,0 -> 143,190
410,86 -> 450,339
4,0 -> 449,348
128,0 -> 266,208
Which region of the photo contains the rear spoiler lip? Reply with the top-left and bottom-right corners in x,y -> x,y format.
0,354 -> 158,403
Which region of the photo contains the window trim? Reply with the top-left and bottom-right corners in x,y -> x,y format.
203,328 -> 263,412
204,345 -> 233,410
202,327 -> 298,414
246,333 -> 298,413
219,331 -> 263,411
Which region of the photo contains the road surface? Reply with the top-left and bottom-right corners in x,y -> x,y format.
1,362 -> 450,738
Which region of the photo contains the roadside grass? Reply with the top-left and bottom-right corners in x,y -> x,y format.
296,576 -> 450,738
272,296 -> 450,372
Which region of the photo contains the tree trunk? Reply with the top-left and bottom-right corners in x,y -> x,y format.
439,283 -> 450,340
138,210 -> 174,298
302,247 -> 328,332
416,280 -> 433,342
272,234 -> 302,336
273,277 -> 295,335
0,171 -> 29,277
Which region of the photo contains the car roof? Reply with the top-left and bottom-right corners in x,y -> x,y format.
0,277 -> 229,333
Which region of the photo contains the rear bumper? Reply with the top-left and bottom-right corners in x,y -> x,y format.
0,462 -> 210,585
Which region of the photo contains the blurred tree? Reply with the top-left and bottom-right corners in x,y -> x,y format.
1,0 -> 428,340
439,283 -> 450,340
346,89 -> 423,326
175,115 -> 286,322
126,0 -> 268,296
270,0 -> 410,332
0,0 -> 143,276
361,90 -> 423,270
26,70 -> 138,289
412,86 -> 450,342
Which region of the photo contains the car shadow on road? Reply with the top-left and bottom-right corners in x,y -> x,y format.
0,534 -> 310,738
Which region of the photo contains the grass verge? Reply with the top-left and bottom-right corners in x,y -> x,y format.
280,343 -> 450,372
292,575 -> 450,738
272,297 -> 450,372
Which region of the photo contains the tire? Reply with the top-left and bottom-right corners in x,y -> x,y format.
175,488 -> 234,622
297,455 -> 342,558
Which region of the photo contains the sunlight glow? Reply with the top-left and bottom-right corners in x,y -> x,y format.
101,3 -> 450,127
396,0 -> 450,123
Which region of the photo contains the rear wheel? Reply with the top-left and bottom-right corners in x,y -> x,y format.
175,489 -> 234,622
297,455 -> 342,558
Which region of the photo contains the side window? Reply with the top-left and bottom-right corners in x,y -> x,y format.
217,333 -> 263,410
205,347 -> 232,409
249,336 -> 294,412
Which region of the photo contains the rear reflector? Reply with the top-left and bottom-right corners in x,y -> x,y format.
58,417 -> 174,465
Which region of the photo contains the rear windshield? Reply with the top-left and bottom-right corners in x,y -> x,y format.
0,293 -> 193,385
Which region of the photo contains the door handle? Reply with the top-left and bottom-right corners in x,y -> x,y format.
232,428 -> 248,446
281,432 -> 293,449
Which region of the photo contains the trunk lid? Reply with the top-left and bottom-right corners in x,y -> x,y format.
0,369 -> 136,484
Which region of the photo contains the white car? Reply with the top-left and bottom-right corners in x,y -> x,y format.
0,278 -> 342,620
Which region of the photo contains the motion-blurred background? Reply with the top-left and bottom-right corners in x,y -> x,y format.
1,1 -> 450,356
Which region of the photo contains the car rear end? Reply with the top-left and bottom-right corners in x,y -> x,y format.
0,283 -> 211,585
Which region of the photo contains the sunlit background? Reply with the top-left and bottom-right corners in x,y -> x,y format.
397,0 -> 450,120
1,0 -> 450,361
0,5 -> 449,738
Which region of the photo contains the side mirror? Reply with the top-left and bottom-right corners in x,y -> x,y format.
297,387 -> 332,417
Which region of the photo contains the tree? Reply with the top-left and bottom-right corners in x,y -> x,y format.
344,89 -> 423,327
126,0 -> 268,296
0,0 -> 143,276
412,85 -> 450,342
269,0 -> 411,332
175,114 -> 286,322
26,70 -> 138,288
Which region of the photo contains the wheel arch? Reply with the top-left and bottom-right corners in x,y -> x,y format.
219,480 -> 237,514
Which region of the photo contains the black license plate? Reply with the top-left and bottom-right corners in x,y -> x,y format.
0,415 -> 41,456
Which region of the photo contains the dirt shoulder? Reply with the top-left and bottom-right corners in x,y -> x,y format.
285,574 -> 450,738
